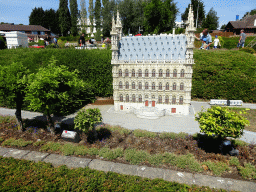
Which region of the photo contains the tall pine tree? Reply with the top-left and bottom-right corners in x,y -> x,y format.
102,0 -> 115,37
29,7 -> 45,27
202,7 -> 219,30
89,0 -> 94,34
94,0 -> 101,30
70,0 -> 79,36
80,0 -> 87,34
59,0 -> 71,36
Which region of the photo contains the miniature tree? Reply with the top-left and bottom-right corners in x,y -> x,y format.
74,108 -> 102,139
25,56 -> 94,134
195,106 -> 250,139
0,62 -> 30,131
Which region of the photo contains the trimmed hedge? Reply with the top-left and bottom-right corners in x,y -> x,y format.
0,157 -> 220,191
192,49 -> 256,103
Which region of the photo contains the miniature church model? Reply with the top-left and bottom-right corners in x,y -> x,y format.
111,5 -> 196,118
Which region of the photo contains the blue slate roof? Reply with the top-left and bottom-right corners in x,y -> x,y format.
118,34 -> 187,61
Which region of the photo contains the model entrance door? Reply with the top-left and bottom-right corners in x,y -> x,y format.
145,100 -> 148,107
152,101 -> 155,107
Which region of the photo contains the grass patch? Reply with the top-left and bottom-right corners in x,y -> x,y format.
106,125 -> 131,135
98,147 -> 124,160
0,137 -> 4,142
133,129 -> 158,138
231,139 -> 249,147
238,163 -> 256,179
40,141 -> 61,152
33,140 -> 45,146
124,148 -> 149,165
2,138 -> 33,147
74,145 -> 89,156
61,143 -> 77,156
159,132 -> 189,139
203,161 -> 230,176
229,157 -> 240,167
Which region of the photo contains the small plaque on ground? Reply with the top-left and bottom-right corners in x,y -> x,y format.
61,130 -> 80,143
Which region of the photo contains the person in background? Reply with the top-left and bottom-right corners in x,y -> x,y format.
53,36 -> 58,47
44,35 -> 51,47
213,35 -> 221,49
237,29 -> 246,48
200,29 -> 212,50
79,33 -> 85,47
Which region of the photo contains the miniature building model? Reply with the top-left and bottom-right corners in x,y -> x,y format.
111,5 -> 196,118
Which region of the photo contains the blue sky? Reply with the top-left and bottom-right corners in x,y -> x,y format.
0,0 -> 255,29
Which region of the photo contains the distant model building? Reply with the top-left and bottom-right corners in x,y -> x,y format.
111,5 -> 196,118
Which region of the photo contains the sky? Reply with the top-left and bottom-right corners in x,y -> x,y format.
0,0 -> 255,29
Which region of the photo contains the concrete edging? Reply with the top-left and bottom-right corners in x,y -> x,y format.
0,147 -> 255,191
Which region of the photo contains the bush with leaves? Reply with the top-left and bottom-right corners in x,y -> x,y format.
25,56 -> 94,134
195,106 -> 250,139
74,108 -> 102,138
239,47 -> 255,54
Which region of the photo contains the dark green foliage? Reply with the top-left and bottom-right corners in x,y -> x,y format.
220,24 -> 226,30
29,7 -> 45,26
79,0 -> 87,35
102,0 -> 116,37
89,0 -> 94,34
94,0 -> 101,30
241,9 -> 256,20
59,0 -> 71,36
70,0 -> 79,36
143,0 -> 178,34
202,7 -> 219,30
192,49 -> 256,103
239,47 -> 255,54
181,0 -> 205,28
0,157 -> 218,191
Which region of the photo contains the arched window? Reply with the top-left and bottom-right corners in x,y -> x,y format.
152,95 -> 155,99
166,69 -> 170,77
132,94 -> 136,102
172,96 -> 176,104
132,69 -> 135,77
159,69 -> 163,77
119,81 -> 122,89
180,69 -> 185,78
173,69 -> 177,77
152,82 -> 155,90
125,69 -> 129,77
138,69 -> 142,77
158,95 -> 162,103
126,94 -> 129,102
166,83 -> 169,90
132,82 -> 135,89
119,69 -> 122,77
165,96 -> 169,104
139,94 -> 142,102
145,82 -> 149,89
180,83 -> 184,90
145,69 -> 149,77
159,82 -> 162,90
139,82 -> 142,89
120,94 -> 123,102
179,96 -> 183,104
125,82 -> 129,89
173,83 -> 176,90
152,69 -> 156,77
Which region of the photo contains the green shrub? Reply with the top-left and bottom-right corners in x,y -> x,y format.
231,139 -> 249,147
106,125 -> 131,135
0,137 -> 4,142
87,147 -> 99,156
61,143 -> 77,156
40,141 -> 61,152
124,148 -> 149,165
74,145 -> 89,156
33,140 -> 45,146
239,47 -> 255,54
74,108 -> 102,134
229,157 -> 240,167
148,153 -> 165,166
195,106 -> 250,139
99,147 -> 124,160
2,138 -> 32,147
133,129 -> 157,138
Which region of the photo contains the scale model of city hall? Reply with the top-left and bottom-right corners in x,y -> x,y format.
110,5 -> 196,118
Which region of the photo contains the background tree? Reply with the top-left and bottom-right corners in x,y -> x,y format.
181,0 -> 205,28
0,63 -> 30,132
44,9 -> 61,35
143,0 -> 178,34
102,0 -> 116,37
59,0 -> 71,36
94,0 -> 102,31
29,7 -> 45,27
118,0 -> 145,35
202,7 -> 219,30
80,0 -> 88,34
220,24 -> 226,30
70,0 -> 79,36
241,8 -> 256,20
25,57 -> 94,134
89,0 -> 94,34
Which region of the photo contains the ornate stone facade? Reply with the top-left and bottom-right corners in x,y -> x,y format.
111,5 -> 196,117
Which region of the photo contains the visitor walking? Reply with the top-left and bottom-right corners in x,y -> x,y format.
200,29 -> 212,50
53,37 -> 58,47
237,29 -> 246,48
213,35 -> 221,49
